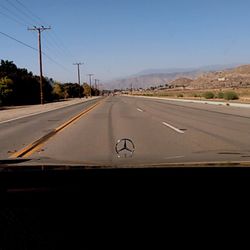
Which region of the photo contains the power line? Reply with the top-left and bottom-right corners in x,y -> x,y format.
0,30 -> 37,51
0,5 -> 38,41
0,1 -> 76,79
43,53 -> 72,73
43,33 -> 72,60
0,10 -> 27,26
0,30 -> 71,75
13,0 -> 76,61
1,1 -> 74,64
48,32 -> 76,60
0,2 -> 32,26
5,0 -> 39,26
14,0 -> 48,26
42,42 -> 65,61
0,3 -> 38,41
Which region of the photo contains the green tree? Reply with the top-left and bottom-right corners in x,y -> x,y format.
0,60 -> 57,105
92,87 -> 100,96
43,77 -> 54,103
83,83 -> 91,97
53,82 -> 64,100
0,60 -> 17,78
0,60 -> 40,104
0,76 -> 14,105
63,83 -> 83,98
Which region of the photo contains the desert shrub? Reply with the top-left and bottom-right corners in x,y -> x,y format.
224,91 -> 239,100
203,91 -> 215,99
217,92 -> 224,99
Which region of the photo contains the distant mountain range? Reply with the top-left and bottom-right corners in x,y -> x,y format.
135,64 -> 241,76
105,64 -> 242,89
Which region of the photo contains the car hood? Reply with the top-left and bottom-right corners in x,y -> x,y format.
1,158 -> 250,172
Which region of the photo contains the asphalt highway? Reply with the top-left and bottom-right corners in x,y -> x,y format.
4,95 -> 248,166
0,98 -> 101,159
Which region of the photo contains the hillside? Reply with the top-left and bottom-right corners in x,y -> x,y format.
105,64 -> 238,90
106,71 -> 201,90
190,64 -> 250,89
169,78 -> 193,87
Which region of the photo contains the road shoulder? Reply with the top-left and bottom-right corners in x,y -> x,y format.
0,97 -> 100,124
127,95 -> 250,108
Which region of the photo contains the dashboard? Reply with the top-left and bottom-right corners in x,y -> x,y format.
0,165 -> 249,249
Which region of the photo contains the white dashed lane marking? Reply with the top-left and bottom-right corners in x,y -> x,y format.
162,122 -> 185,134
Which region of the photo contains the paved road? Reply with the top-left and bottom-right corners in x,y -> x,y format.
0,98 -> 102,159
20,95 -> 250,166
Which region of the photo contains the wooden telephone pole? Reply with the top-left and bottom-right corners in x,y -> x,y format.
28,26 -> 51,104
87,74 -> 94,97
73,63 -> 84,98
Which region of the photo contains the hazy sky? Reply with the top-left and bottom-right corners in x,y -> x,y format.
1,0 -> 250,83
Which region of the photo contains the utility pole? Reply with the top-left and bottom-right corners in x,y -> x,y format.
96,80 -> 101,95
131,83 -> 133,95
87,74 -> 94,97
73,62 -> 84,98
94,79 -> 98,89
28,26 -> 51,105
94,79 -> 100,96
97,79 -> 100,91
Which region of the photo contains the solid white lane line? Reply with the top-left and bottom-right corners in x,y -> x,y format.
162,122 -> 185,134
137,108 -> 143,112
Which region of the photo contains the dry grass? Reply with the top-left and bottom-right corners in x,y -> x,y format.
133,88 -> 250,103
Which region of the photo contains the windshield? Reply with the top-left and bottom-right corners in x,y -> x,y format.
1,0 -> 250,167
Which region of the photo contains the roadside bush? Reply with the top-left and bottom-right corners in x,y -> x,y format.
194,93 -> 201,98
203,91 -> 215,99
224,91 -> 239,100
177,93 -> 184,98
217,92 -> 224,99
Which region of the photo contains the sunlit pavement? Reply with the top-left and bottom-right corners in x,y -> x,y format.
26,96 -> 250,166
0,98 -> 102,159
0,97 -> 100,123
